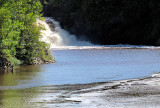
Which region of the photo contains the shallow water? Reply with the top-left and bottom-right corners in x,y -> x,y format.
1,48 -> 160,107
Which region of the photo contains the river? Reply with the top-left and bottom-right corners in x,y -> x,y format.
1,48 -> 160,89
1,47 -> 160,107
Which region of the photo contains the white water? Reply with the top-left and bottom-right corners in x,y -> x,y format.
37,17 -> 160,50
37,17 -> 92,49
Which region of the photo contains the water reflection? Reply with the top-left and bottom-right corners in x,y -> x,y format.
0,88 -> 40,108
0,65 -> 43,89
0,69 -> 13,75
1,49 -> 160,89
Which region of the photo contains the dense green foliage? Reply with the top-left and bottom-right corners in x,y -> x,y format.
42,0 -> 160,45
0,0 -> 53,67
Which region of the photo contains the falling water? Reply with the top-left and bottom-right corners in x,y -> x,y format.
37,17 -> 92,49
37,17 -> 160,50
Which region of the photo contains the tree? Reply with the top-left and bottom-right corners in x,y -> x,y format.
0,0 -> 54,68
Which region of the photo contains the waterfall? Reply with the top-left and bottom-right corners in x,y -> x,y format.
37,17 -> 92,49
36,17 -> 158,50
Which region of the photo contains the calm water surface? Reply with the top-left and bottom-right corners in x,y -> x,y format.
0,48 -> 160,89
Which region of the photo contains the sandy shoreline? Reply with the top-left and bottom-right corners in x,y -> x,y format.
31,72 -> 160,108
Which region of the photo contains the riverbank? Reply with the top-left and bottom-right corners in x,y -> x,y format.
33,72 -> 160,108
1,72 -> 160,108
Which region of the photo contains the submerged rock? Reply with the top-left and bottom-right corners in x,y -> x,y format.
33,57 -> 55,65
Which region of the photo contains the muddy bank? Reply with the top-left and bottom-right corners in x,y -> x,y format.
32,73 -> 160,108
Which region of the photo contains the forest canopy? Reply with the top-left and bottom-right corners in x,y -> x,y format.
0,0 -> 53,68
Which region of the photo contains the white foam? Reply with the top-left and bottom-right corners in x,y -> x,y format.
50,45 -> 160,50
37,17 -> 160,50
152,72 -> 160,78
37,17 -> 92,48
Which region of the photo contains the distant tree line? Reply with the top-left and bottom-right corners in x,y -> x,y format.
41,0 -> 160,45
0,0 -> 53,68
